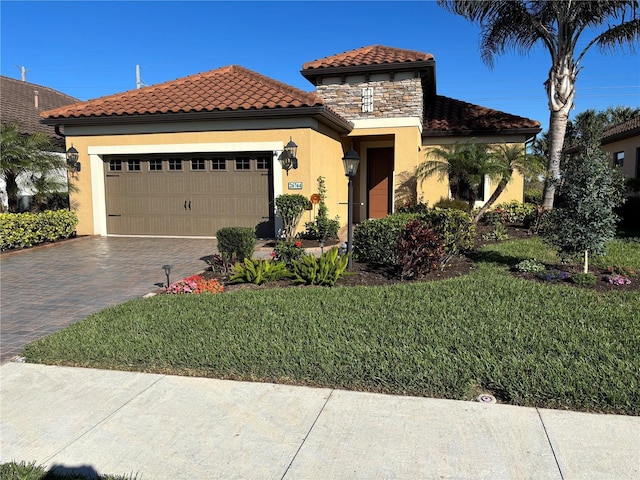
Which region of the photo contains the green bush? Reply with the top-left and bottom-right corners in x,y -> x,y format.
418,208 -> 476,257
230,258 -> 289,285
514,259 -> 546,273
216,227 -> 256,263
433,197 -> 471,212
353,213 -> 418,266
275,194 -> 311,239
493,201 -> 538,225
397,201 -> 430,214
303,176 -> 340,240
0,210 -> 78,251
524,189 -> 543,205
273,239 -> 304,267
290,247 -> 348,286
572,272 -> 597,286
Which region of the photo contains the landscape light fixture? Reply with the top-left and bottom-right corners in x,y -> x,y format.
66,145 -> 81,172
281,137 -> 298,175
162,264 -> 172,288
341,144 -> 361,269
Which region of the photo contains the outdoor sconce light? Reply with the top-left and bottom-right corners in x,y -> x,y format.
281,137 -> 298,175
342,144 -> 361,269
162,264 -> 172,288
66,145 -> 81,172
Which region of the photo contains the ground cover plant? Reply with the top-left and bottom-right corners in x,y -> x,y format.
0,461 -> 136,480
21,235 -> 640,415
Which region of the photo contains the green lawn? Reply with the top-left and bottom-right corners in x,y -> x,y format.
22,238 -> 640,415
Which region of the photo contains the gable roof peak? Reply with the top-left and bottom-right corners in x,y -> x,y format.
302,45 -> 434,71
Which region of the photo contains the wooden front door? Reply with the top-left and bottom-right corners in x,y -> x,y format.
367,147 -> 394,219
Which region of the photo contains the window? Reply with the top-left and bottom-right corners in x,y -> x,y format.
211,157 -> 226,170
614,151 -> 624,167
191,157 -> 206,171
256,155 -> 270,170
362,87 -> 374,113
127,159 -> 141,171
168,158 -> 183,171
109,160 -> 122,171
149,159 -> 163,171
235,156 -> 251,170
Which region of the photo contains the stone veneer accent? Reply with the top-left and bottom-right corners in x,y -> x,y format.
316,76 -> 424,123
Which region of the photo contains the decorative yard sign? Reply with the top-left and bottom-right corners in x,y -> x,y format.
288,182 -> 303,190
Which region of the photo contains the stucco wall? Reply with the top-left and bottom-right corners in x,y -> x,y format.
602,136 -> 639,178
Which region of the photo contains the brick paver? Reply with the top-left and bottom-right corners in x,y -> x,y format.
0,236 -> 221,363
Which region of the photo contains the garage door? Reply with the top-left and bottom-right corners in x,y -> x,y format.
104,153 -> 274,237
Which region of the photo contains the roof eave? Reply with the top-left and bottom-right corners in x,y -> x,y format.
601,127 -> 640,145
422,127 -> 541,138
41,106 -> 353,134
301,60 -> 435,85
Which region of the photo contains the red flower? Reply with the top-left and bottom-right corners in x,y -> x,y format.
295,241 -> 302,248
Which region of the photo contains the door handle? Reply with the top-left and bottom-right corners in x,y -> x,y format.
188,201 -> 191,210
184,200 -> 187,210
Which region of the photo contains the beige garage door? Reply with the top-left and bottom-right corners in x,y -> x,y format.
104,153 -> 274,237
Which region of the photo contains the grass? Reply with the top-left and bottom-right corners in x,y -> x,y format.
22,237 -> 640,415
0,461 -> 136,480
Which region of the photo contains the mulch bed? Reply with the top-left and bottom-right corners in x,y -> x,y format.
203,225 -> 639,294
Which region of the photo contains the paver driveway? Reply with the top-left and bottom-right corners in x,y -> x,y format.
0,236 -> 223,363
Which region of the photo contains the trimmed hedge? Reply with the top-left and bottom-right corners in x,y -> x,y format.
216,227 -> 256,263
0,210 -> 78,251
353,208 -> 475,267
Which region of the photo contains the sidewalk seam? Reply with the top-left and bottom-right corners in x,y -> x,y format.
43,374 -> 167,464
536,407 -> 565,480
280,389 -> 335,480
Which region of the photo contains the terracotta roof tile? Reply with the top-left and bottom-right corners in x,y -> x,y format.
1,75 -> 78,140
423,95 -> 541,134
602,115 -> 640,143
302,45 -> 434,70
42,65 -> 325,120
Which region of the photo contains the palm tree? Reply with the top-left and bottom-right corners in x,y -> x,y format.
417,141 -> 494,210
0,122 -> 68,212
438,1 -> 640,209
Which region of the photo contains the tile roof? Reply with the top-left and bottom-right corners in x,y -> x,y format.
41,65 -> 326,120
423,95 -> 541,135
1,75 -> 78,140
302,45 -> 434,70
602,115 -> 640,143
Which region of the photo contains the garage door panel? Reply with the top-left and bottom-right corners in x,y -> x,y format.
104,154 -> 273,236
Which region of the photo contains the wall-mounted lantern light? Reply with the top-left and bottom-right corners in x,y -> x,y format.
66,145 -> 81,172
162,264 -> 172,288
280,137 -> 298,175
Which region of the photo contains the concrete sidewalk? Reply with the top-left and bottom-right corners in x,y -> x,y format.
1,363 -> 638,479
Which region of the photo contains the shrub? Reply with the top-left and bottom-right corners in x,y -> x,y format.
0,210 -> 78,251
397,201 -> 430,214
230,259 -> 289,285
418,208 -> 476,258
275,194 -> 311,240
514,259 -> 546,273
606,265 -> 637,278
433,197 -> 471,212
216,227 -> 256,264
524,189 -> 543,205
206,254 -> 233,274
166,275 -> 224,295
482,222 -> 509,242
571,272 -> 597,286
273,239 -> 304,267
353,213 -> 418,266
303,177 -> 340,241
395,219 -> 445,279
493,201 -> 538,225
290,247 -> 348,286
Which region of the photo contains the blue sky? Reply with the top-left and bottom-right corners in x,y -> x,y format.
2,1 -> 639,132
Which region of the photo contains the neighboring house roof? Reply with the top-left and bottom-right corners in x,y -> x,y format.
423,95 -> 541,136
41,65 -> 352,132
601,115 -> 640,144
1,75 -> 78,144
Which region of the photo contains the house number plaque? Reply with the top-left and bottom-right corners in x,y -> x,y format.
288,182 -> 303,190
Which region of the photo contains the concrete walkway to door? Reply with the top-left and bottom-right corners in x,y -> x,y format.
0,236 -> 227,363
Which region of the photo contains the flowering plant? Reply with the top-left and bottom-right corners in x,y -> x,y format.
607,274 -> 632,286
273,239 -> 304,267
535,270 -> 569,281
167,275 -> 224,294
606,265 -> 637,277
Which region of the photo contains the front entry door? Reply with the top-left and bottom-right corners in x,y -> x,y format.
367,147 -> 394,219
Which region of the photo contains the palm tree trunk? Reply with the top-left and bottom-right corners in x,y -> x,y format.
5,173 -> 19,213
473,177 -> 509,224
542,109 -> 570,210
